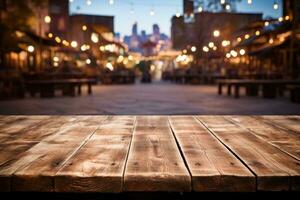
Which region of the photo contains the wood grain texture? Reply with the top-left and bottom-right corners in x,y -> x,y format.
227,116 -> 300,161
55,116 -> 135,193
0,116 -> 106,192
124,116 -> 191,192
0,116 -> 299,192
169,116 -> 255,192
259,116 -> 300,134
198,116 -> 300,191
0,116 -> 73,192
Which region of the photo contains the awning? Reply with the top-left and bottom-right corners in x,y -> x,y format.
23,31 -> 58,47
248,36 -> 300,56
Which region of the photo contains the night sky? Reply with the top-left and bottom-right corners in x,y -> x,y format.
70,0 -> 283,36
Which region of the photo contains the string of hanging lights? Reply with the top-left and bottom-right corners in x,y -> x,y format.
70,0 -> 281,16
67,0 -> 285,62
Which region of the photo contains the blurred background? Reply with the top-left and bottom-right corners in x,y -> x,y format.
0,0 -> 300,115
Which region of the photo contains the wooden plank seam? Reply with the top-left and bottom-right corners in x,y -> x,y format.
167,116 -> 193,192
121,116 -> 137,192
195,116 -> 259,191
225,116 -> 300,162
256,116 -> 300,135
53,116 -> 109,191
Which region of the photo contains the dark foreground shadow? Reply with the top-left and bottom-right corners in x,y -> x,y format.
1,192 -> 296,200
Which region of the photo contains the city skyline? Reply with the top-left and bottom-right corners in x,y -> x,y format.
70,0 -> 283,36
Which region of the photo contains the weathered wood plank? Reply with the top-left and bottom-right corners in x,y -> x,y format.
0,116 -> 83,174
0,116 -> 106,192
198,116 -> 300,191
227,116 -> 300,161
259,116 -> 300,134
0,116 -> 51,135
124,116 -> 191,192
1,115 -> 299,192
169,116 -> 255,192
55,116 -> 135,193
0,116 -> 26,128
0,116 -> 76,144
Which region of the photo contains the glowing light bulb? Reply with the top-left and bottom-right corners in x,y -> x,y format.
230,50 -> 238,57
55,37 -> 61,43
247,0 -> 252,4
203,46 -> 209,52
285,16 -> 290,21
208,42 -> 215,48
86,0 -> 92,6
273,2 -> 279,10
264,21 -> 270,26
82,25 -> 87,31
86,59 -> 91,65
44,16 -> 51,24
198,6 -> 203,12
226,4 -> 231,10
71,41 -> 78,48
191,46 -> 197,52
213,30 -> 220,37
53,56 -> 59,62
27,45 -> 35,53
91,33 -> 99,43
150,9 -> 155,16
240,49 -> 246,56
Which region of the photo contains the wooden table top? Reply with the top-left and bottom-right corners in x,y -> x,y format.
0,115 -> 299,192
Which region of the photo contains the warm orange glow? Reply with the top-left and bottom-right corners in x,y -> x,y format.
208,42 -> 215,48
44,16 -> 51,24
27,45 -> 35,53
62,40 -> 69,46
203,46 -> 209,52
264,21 -> 270,26
222,40 -> 230,47
239,49 -> 246,56
71,41 -> 78,48
285,16 -> 290,21
213,30 -> 220,37
191,46 -> 197,52
82,25 -> 87,31
55,37 -> 61,43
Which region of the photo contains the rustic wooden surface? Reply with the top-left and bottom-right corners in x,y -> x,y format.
0,115 -> 299,192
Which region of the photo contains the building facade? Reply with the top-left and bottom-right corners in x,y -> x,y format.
48,0 -> 70,39
70,14 -> 114,46
172,11 -> 262,51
